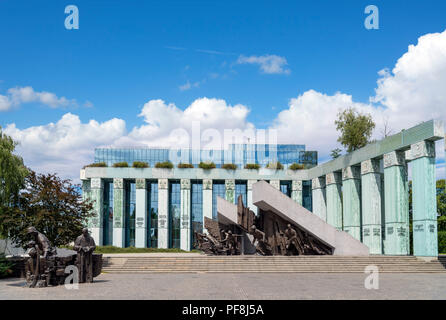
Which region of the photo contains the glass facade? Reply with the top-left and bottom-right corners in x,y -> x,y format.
102,180 -> 114,246
94,144 -> 317,168
169,181 -> 181,249
234,181 -> 247,206
191,181 -> 203,249
303,180 -> 312,212
212,181 -> 226,220
280,181 -> 291,197
125,181 -> 136,247
147,181 -> 158,248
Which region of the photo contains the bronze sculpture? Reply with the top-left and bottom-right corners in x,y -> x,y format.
74,228 -> 96,283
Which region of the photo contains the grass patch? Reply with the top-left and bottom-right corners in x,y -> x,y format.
177,163 -> 194,168
132,161 -> 149,168
289,163 -> 305,171
198,161 -> 216,170
113,162 -> 129,168
222,163 -> 237,170
244,163 -> 260,170
155,161 -> 174,169
83,162 -> 107,169
62,245 -> 200,254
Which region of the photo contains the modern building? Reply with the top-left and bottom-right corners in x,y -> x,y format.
81,120 -> 445,257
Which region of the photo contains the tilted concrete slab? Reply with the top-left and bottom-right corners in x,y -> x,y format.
252,181 -> 369,256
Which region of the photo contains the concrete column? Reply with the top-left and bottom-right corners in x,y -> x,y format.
247,180 -> 258,214
342,166 -> 362,241
326,172 -> 342,230
312,177 -> 327,221
202,179 -> 213,228
180,179 -> 191,251
89,178 -> 103,246
270,180 -> 280,190
112,178 -> 125,248
291,180 -> 303,206
135,178 -> 147,248
411,141 -> 438,257
225,179 -> 235,203
157,178 -> 169,249
361,159 -> 383,254
383,151 -> 409,255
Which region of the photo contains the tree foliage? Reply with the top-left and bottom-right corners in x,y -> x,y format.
437,179 -> 446,217
330,148 -> 342,159
334,107 -> 376,153
0,170 -> 94,247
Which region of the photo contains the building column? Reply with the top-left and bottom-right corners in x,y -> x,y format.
342,166 -> 362,241
202,179 -> 213,229
411,141 -> 438,257
135,178 -> 147,248
89,178 -> 103,246
312,176 -> 327,221
157,179 -> 169,249
326,172 -> 342,230
361,159 -> 383,254
291,180 -> 303,206
180,179 -> 191,251
383,151 -> 409,255
225,179 -> 235,203
247,180 -> 258,214
112,178 -> 125,248
270,180 -> 280,190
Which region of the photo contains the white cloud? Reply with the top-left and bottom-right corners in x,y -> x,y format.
0,86 -> 76,111
179,81 -> 200,91
4,113 -> 126,181
236,54 -> 291,74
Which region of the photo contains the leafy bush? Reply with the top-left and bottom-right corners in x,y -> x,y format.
438,215 -> 446,232
198,162 -> 216,170
266,161 -> 284,170
244,163 -> 260,170
155,161 -> 174,169
289,163 -> 305,171
83,162 -> 107,168
222,163 -> 237,170
113,162 -> 129,168
177,163 -> 194,168
0,253 -> 14,278
132,161 -> 149,168
439,231 -> 446,254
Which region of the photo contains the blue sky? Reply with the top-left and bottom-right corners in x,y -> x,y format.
0,0 -> 445,179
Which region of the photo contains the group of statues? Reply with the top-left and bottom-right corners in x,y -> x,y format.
24,226 -> 99,288
195,227 -> 242,255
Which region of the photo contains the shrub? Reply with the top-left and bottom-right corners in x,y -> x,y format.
289,163 -> 305,171
266,161 -> 284,170
0,254 -> 14,278
155,161 -> 174,169
439,231 -> 446,254
438,215 -> 446,232
132,161 -> 149,168
199,161 -> 216,170
244,163 -> 260,170
113,162 -> 129,168
222,163 -> 237,170
177,163 -> 194,168
83,162 -> 107,168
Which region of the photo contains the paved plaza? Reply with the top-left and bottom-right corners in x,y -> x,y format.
1,272 -> 445,300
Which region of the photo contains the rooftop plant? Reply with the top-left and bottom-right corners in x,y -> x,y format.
177,163 -> 194,168
266,161 -> 284,170
244,163 -> 260,170
198,161 -> 216,170
289,163 -> 305,171
155,161 -> 174,169
222,163 -> 237,170
132,161 -> 149,168
112,162 -> 129,168
83,162 -> 107,169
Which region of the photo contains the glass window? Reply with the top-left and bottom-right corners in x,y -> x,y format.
147,181 -> 158,248
191,181 -> 203,249
102,180 -> 114,246
212,181 -> 226,220
235,181 -> 247,206
280,181 -> 292,197
169,181 -> 181,249
125,181 -> 136,247
303,180 -> 313,212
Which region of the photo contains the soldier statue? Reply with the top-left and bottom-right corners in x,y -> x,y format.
249,225 -> 271,256
74,228 -> 96,283
221,230 -> 237,255
284,224 -> 301,255
26,226 -> 56,287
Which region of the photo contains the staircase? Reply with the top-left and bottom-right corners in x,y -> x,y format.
102,255 -> 446,273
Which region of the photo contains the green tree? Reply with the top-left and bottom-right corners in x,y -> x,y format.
330,148 -> 342,159
0,127 -> 28,208
437,179 -> 446,217
0,170 -> 94,247
334,107 -> 375,153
